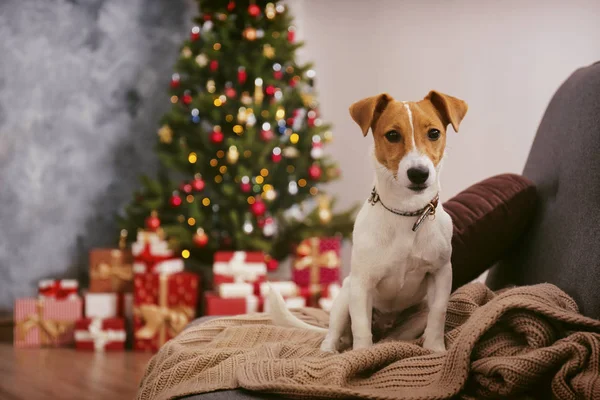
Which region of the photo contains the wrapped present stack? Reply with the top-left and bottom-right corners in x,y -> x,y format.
292,236 -> 342,307
205,251 -> 267,315
80,240 -> 134,351
131,231 -> 199,352
14,280 -> 82,348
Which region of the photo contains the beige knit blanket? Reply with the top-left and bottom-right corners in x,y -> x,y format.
137,283 -> 600,400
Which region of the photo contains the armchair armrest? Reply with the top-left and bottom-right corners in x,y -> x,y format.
444,174 -> 537,291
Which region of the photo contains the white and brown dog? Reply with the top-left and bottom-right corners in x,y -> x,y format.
269,91 -> 468,352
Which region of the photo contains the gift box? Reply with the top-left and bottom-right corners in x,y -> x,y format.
293,237 -> 341,287
204,292 -> 262,316
84,292 -> 133,320
132,231 -> 182,275
75,318 -> 126,351
89,249 -> 134,293
133,272 -> 198,352
14,297 -> 82,348
218,282 -> 255,299
213,251 -> 267,287
38,279 -> 79,300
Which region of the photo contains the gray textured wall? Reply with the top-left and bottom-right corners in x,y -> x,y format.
0,0 -> 194,311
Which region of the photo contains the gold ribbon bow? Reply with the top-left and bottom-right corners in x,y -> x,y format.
91,250 -> 133,291
134,275 -> 194,347
16,301 -> 73,345
294,238 -> 340,284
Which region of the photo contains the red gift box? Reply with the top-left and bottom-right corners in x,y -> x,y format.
204,292 -> 262,316
14,297 -> 82,348
132,231 -> 181,275
133,272 -> 198,352
213,251 -> 267,287
38,279 -> 79,300
75,318 -> 126,351
89,249 -> 134,293
84,292 -> 133,320
292,237 -> 341,287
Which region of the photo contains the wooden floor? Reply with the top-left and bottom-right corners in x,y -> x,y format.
0,343 -> 154,399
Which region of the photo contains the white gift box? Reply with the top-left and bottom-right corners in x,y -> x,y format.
84,292 -> 133,320
218,282 -> 255,298
132,258 -> 184,275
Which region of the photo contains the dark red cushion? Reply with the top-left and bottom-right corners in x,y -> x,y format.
443,174 -> 537,291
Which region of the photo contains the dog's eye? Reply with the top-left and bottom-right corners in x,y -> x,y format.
427,129 -> 441,141
384,130 -> 401,143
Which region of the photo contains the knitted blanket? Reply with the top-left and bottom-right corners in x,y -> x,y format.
137,283 -> 600,400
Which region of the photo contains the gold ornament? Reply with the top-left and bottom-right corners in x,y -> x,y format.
265,3 -> 276,19
158,125 -> 173,144
195,54 -> 208,67
283,146 -> 299,158
227,146 -> 239,164
323,130 -> 333,143
300,92 -> 315,107
206,80 -> 216,93
241,92 -> 252,106
181,47 -> 192,58
243,27 -> 257,41
318,195 -> 333,224
254,78 -> 264,104
263,44 -> 275,58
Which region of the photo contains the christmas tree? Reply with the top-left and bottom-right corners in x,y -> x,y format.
119,0 -> 356,266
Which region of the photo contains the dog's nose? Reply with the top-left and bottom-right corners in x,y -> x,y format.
407,167 -> 429,185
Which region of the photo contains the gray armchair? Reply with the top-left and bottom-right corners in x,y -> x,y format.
181,62 -> 600,399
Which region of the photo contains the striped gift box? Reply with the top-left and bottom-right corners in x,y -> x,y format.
14,297 -> 83,348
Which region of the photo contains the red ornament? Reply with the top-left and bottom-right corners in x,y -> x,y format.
266,257 -> 279,271
225,86 -> 236,98
256,217 -> 266,229
271,153 -> 282,163
274,71 -> 283,80
287,27 -> 296,43
289,77 -> 297,88
227,1 -> 235,11
182,92 -> 192,105
202,13 -> 212,21
250,199 -> 267,216
308,164 -> 322,180
192,176 -> 205,191
248,4 -> 261,17
307,109 -> 317,127
260,128 -> 274,141
209,60 -> 219,72
145,212 -> 161,231
210,130 -> 224,144
180,183 -> 193,194
193,231 -> 209,247
240,182 -> 252,193
170,73 -> 180,88
169,193 -> 182,207
265,85 -> 276,96
190,26 -> 201,41
237,66 -> 247,84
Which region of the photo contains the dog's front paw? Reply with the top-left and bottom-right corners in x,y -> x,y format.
352,336 -> 373,350
422,336 -> 446,352
320,338 -> 338,353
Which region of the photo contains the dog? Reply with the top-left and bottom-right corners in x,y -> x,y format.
269,91 -> 468,352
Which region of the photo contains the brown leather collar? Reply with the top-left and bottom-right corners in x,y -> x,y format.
368,187 -> 439,232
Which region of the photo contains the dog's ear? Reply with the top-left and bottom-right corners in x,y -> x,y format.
349,93 -> 393,136
425,90 -> 468,132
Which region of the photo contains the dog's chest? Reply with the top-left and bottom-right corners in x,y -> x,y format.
353,203 -> 452,311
